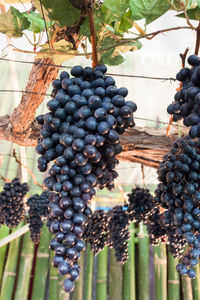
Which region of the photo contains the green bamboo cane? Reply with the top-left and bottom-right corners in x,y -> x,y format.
0,222 -> 23,300
83,244 -> 93,300
123,223 -> 136,300
109,248 -> 123,300
168,250 -> 180,300
73,252 -> 84,300
181,276 -> 193,300
49,250 -> 59,300
0,225 -> 10,281
192,265 -> 200,300
31,224 -> 50,300
14,230 -> 34,300
58,276 -> 70,300
153,244 -> 167,300
138,222 -> 149,300
96,246 -> 108,300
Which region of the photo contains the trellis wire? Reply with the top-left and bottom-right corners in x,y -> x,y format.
0,57 -> 177,81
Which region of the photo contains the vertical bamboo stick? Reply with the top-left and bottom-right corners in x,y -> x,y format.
49,250 -> 59,300
153,244 -> 167,300
83,245 -> 93,300
96,246 -> 108,300
123,223 -> 136,300
168,251 -> 180,300
31,224 -> 50,300
14,230 -> 34,300
58,275 -> 70,300
181,276 -> 193,300
192,265 -> 200,300
138,223 -> 149,300
0,225 -> 10,280
109,248 -> 123,300
0,223 -> 23,300
73,253 -> 84,300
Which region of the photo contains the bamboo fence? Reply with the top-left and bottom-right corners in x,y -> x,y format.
0,222 -> 199,300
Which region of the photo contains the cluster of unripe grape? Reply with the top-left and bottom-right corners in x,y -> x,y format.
127,187 -> 155,223
155,135 -> 200,278
0,178 -> 29,228
35,64 -> 137,293
84,206 -> 130,264
26,191 -> 50,244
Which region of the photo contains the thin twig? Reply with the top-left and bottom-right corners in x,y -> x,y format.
0,174 -> 10,182
195,22 -> 200,55
141,165 -> 146,188
114,179 -> 128,204
11,149 -> 44,189
84,0 -> 98,68
0,224 -> 29,248
2,26 -> 192,57
39,0 -> 51,49
180,47 -> 189,67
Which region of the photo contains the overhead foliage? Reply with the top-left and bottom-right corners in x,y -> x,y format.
0,0 -> 200,65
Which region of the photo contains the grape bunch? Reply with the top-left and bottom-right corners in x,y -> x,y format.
27,191 -> 50,244
155,135 -> 200,278
36,64 -> 136,293
108,206 -> 130,264
127,187 -> 155,223
167,54 -> 200,138
84,209 -> 109,255
146,207 -> 167,246
0,178 -> 29,228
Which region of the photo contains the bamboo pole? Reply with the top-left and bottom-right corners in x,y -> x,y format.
14,231 -> 34,300
83,245 -> 93,300
138,223 -> 149,300
73,253 -> 84,300
0,225 -> 10,280
0,223 -> 23,300
58,276 -> 70,300
31,224 -> 50,300
123,223 -> 136,300
181,276 -> 193,300
109,248 -> 123,300
49,250 -> 59,300
153,244 -> 167,300
0,224 -> 29,248
192,265 -> 200,300
96,246 -> 108,300
168,251 -> 180,300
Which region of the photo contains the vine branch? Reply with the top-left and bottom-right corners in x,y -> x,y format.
84,0 -> 98,68
195,22 -> 200,55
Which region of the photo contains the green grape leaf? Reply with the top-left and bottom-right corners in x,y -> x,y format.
98,36 -> 141,66
24,12 -> 48,33
36,39 -> 77,64
0,6 -> 30,38
102,0 -> 129,18
119,9 -> 134,32
177,7 -> 200,20
129,0 -> 170,24
33,0 -> 80,27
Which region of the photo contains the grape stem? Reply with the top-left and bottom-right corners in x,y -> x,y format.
12,149 -> 44,189
195,22 -> 200,55
84,0 -> 99,68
